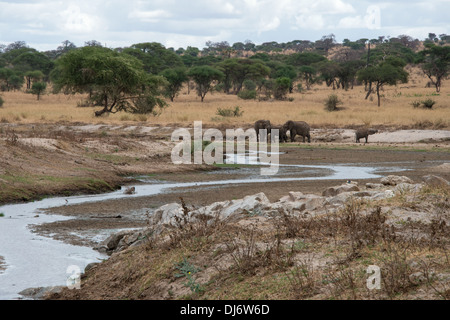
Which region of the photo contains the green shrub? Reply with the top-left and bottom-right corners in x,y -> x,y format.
324,94 -> 342,111
273,77 -> 291,100
412,99 -> 436,109
216,106 -> 244,117
0,96 -> 4,107
243,79 -> 257,91
421,98 -> 436,109
237,90 -> 257,100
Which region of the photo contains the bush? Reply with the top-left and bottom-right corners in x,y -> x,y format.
0,96 -> 4,107
273,77 -> 291,100
237,90 -> 257,100
243,79 -> 257,91
411,100 -> 421,108
421,98 -> 436,109
216,106 -> 244,117
324,94 -> 342,111
411,99 -> 436,109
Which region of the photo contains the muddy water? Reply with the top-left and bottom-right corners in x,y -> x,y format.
0,153 -> 388,300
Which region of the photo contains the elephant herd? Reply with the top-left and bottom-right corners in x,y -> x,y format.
254,119 -> 311,143
254,120 -> 378,144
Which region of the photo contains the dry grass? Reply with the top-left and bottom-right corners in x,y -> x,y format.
0,68 -> 449,129
48,184 -> 450,300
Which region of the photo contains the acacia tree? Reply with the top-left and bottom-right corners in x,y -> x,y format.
160,67 -> 188,102
31,81 -> 46,100
53,46 -> 168,116
418,44 -> 450,92
357,57 -> 408,107
25,70 -> 44,90
299,65 -> 317,90
217,58 -> 270,94
188,66 -> 224,102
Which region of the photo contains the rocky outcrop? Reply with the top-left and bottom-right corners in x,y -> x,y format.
380,175 -> 414,186
322,182 -> 360,196
19,286 -> 64,300
422,175 -> 450,188
98,175 -> 449,255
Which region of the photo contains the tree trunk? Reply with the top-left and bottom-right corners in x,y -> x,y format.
376,83 -> 381,107
435,79 -> 441,93
365,82 -> 373,100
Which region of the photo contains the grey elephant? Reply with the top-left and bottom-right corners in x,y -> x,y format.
271,125 -> 288,143
355,128 -> 378,143
254,120 -> 271,142
283,120 -> 311,143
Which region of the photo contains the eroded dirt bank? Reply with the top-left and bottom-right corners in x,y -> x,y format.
0,123 -> 208,205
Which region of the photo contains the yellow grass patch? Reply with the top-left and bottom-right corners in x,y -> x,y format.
0,71 -> 448,129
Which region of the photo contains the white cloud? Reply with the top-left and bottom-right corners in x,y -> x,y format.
306,0 -> 355,15
0,0 -> 448,51
60,5 -> 101,33
128,9 -> 172,22
295,14 -> 326,30
258,16 -> 281,33
337,5 -> 381,30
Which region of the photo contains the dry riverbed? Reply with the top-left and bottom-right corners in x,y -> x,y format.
1,123 -> 449,300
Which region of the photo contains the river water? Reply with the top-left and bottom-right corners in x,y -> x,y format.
0,153 -> 387,300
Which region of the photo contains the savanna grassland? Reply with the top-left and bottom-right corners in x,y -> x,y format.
1,61 -> 449,302
0,66 -> 449,130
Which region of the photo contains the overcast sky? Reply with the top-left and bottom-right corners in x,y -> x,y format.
0,0 -> 449,51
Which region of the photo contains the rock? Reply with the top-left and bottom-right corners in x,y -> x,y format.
366,183 -> 384,189
322,183 -> 359,197
409,272 -> 427,284
123,186 -> 136,195
116,229 -> 154,251
150,193 -> 271,229
380,175 -> 414,186
217,192 -> 271,219
384,190 -> 395,198
370,192 -> 392,200
19,286 -> 64,300
278,192 -> 305,202
304,196 -> 327,212
273,193 -> 324,213
422,175 -> 450,188
84,262 -> 99,273
150,203 -> 185,226
103,230 -> 135,251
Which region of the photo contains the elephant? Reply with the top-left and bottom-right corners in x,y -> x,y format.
271,125 -> 288,143
355,128 -> 378,143
254,120 -> 271,142
283,120 -> 311,143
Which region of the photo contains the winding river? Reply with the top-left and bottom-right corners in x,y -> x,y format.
0,153 -> 388,300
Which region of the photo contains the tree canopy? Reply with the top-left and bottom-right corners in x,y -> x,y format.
357,57 -> 408,106
418,43 -> 450,92
53,46 -> 168,116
